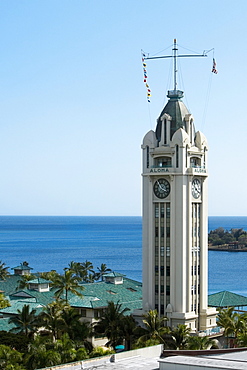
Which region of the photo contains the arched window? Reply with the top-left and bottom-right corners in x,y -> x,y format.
164,119 -> 167,145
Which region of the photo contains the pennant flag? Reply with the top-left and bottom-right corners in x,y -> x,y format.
212,58 -> 218,74
141,51 -> 151,103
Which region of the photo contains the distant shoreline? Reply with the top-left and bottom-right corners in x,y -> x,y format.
208,245 -> 247,252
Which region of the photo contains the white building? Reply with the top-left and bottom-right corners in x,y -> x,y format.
141,89 -> 216,332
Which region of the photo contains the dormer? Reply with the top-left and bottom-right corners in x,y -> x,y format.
11,263 -> 33,276
28,278 -> 51,292
103,272 -> 125,285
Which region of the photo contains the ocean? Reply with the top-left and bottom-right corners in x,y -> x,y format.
0,216 -> 247,296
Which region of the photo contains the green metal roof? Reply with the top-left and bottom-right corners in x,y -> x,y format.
208,291 -> 247,308
67,277 -> 142,312
28,278 -> 51,284
156,90 -> 190,142
0,300 -> 44,315
103,272 -> 125,278
0,317 -> 18,332
11,264 -> 33,271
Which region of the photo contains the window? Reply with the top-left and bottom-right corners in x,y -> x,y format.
155,156 -> 171,168
186,144 -> 188,167
176,145 -> 179,168
81,309 -> 86,317
166,246 -> 170,257
161,204 -> 164,218
164,119 -> 167,144
94,310 -> 101,319
146,146 -> 149,168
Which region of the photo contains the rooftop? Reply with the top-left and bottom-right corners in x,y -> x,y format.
208,291 -> 247,308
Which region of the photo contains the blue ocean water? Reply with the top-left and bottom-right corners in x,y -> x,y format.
0,216 -> 247,295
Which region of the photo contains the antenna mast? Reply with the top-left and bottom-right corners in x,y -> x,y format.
144,39 -> 208,93
173,38 -> 178,91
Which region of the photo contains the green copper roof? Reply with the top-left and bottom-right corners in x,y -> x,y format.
28,278 -> 51,284
208,291 -> 247,307
103,272 -> 125,277
67,277 -> 142,312
156,90 -> 190,142
11,264 -> 33,271
0,300 -> 44,315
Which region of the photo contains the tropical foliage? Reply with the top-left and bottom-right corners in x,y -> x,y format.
216,307 -> 247,347
9,305 -> 38,337
208,227 -> 247,247
93,301 -> 130,349
135,310 -> 168,347
52,269 -> 84,302
0,261 -> 9,281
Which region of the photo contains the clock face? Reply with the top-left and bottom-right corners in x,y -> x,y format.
192,178 -> 201,199
153,178 -> 170,199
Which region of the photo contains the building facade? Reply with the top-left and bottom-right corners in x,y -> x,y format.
141,89 -> 216,332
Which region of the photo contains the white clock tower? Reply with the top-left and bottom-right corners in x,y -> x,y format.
141,85 -> 217,331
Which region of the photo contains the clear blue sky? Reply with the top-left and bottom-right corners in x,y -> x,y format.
0,0 -> 246,216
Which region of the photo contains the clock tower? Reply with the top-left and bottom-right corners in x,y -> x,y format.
141,89 -> 217,331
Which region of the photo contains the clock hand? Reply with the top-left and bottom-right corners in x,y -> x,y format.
157,181 -> 165,192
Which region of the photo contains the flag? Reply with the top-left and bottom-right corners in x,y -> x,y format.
141,51 -> 151,102
212,58 -> 218,74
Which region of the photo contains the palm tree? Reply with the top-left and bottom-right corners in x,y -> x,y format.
168,324 -> 191,350
93,301 -> 130,349
136,309 -> 168,346
39,270 -> 60,282
53,269 -> 84,303
26,335 -> 61,370
81,260 -> 94,283
120,315 -> 138,350
95,263 -> 112,281
187,335 -> 217,350
66,261 -> 83,280
54,333 -> 77,364
217,307 -> 238,347
60,307 -> 81,338
16,274 -> 34,291
73,321 -> 93,352
0,261 -> 9,281
9,304 -> 37,337
38,301 -> 66,341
